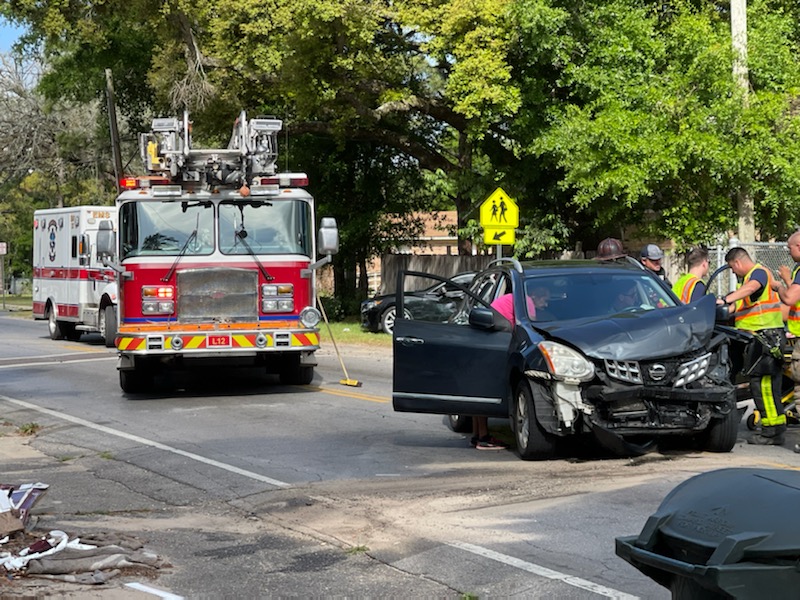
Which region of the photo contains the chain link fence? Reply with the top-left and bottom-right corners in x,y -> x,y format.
705,239 -> 792,297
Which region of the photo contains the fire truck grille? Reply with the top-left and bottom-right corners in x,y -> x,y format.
177,268 -> 258,323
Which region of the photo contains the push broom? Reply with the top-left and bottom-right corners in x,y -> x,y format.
317,293 -> 362,387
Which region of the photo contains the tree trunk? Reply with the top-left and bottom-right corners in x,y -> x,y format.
455,130 -> 473,256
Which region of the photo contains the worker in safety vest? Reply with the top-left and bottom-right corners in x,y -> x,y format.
721,247 -> 787,445
774,231 -> 800,452
672,246 -> 709,303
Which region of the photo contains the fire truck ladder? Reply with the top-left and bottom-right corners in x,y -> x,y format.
139,110 -> 282,187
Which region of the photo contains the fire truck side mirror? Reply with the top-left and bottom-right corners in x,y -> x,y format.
318,218 -> 339,256
96,220 -> 116,259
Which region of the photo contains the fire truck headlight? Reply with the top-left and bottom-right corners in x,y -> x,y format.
142,300 -> 174,315
262,299 -> 278,311
300,307 -> 321,328
277,299 -> 294,311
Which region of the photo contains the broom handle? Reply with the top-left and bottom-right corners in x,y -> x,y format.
317,293 -> 351,380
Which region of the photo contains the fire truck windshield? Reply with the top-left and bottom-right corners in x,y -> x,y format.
120,201 -> 214,259
219,200 -> 311,256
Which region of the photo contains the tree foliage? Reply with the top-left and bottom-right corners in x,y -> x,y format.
2,0 -> 800,294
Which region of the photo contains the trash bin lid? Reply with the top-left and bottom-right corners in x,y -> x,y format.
647,468 -> 800,561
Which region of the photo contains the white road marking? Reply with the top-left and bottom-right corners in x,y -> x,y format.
125,582 -> 184,599
448,541 -> 639,599
0,357 -> 116,369
0,394 -> 291,489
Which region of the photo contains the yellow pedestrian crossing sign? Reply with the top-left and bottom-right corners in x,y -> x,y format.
480,187 -> 518,245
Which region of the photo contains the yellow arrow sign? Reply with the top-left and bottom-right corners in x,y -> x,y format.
483,227 -> 516,246
479,187 -> 518,229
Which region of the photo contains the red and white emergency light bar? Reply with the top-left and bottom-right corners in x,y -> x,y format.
119,173 -> 309,194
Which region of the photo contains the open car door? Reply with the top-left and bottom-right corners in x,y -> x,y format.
392,270 -> 511,418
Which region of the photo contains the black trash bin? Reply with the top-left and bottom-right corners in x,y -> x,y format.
616,468 -> 800,599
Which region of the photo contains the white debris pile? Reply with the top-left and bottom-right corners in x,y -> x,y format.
1,483 -> 168,585
1,529 -> 168,584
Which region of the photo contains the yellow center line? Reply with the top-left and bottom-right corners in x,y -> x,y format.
747,459 -> 800,471
313,385 -> 389,403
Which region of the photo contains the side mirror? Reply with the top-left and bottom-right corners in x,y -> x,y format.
469,306 -> 506,330
318,217 -> 339,256
96,220 -> 116,259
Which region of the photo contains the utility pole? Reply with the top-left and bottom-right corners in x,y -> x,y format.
105,69 -> 124,194
731,0 -> 755,242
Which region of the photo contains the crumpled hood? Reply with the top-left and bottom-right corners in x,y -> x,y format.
535,295 -> 718,361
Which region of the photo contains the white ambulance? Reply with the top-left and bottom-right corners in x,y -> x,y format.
32,206 -> 119,347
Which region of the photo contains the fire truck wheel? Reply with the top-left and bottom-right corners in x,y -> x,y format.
279,358 -> 314,385
102,306 -> 117,348
119,369 -> 154,394
47,306 -> 65,340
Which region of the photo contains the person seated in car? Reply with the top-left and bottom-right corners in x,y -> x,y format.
612,284 -> 639,313
530,287 -> 554,321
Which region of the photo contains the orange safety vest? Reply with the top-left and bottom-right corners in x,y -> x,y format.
734,264 -> 783,332
787,265 -> 800,336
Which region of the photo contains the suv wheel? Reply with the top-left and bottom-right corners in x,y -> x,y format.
447,415 -> 473,433
513,380 -> 557,460
703,407 -> 739,452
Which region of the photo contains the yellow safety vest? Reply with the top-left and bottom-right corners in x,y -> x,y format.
672,273 -> 701,304
734,264 -> 783,332
787,265 -> 800,336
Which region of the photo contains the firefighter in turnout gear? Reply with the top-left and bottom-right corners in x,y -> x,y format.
672,246 -> 710,303
723,247 -> 787,445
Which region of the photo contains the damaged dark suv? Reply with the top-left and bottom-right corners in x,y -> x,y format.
392,258 -> 737,459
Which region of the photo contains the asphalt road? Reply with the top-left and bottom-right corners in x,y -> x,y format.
3,313 -> 800,598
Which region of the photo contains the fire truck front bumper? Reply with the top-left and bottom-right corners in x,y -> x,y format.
115,328 -> 320,356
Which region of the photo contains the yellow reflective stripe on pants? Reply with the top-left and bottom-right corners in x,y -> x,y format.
759,374 -> 787,426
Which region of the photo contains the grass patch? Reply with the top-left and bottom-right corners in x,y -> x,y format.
3,294 -> 33,318
346,545 -> 370,555
319,319 -> 392,348
98,451 -> 114,460
17,422 -> 41,436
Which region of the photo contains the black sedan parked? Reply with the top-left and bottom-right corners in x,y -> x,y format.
360,272 -> 476,335
392,258 -> 738,459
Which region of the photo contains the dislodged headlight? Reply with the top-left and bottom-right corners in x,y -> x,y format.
674,352 -> 711,387
538,341 -> 595,382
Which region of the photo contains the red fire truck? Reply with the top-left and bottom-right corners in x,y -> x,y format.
97,111 -> 338,393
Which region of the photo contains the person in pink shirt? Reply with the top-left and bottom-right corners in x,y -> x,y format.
466,292 -> 536,451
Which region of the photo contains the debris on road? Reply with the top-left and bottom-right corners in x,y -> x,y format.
0,482 -> 48,536
1,482 -> 169,587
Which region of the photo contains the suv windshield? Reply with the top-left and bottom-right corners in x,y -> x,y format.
523,272 -> 677,321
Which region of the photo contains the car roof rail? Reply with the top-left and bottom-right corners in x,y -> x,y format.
487,257 -> 523,273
